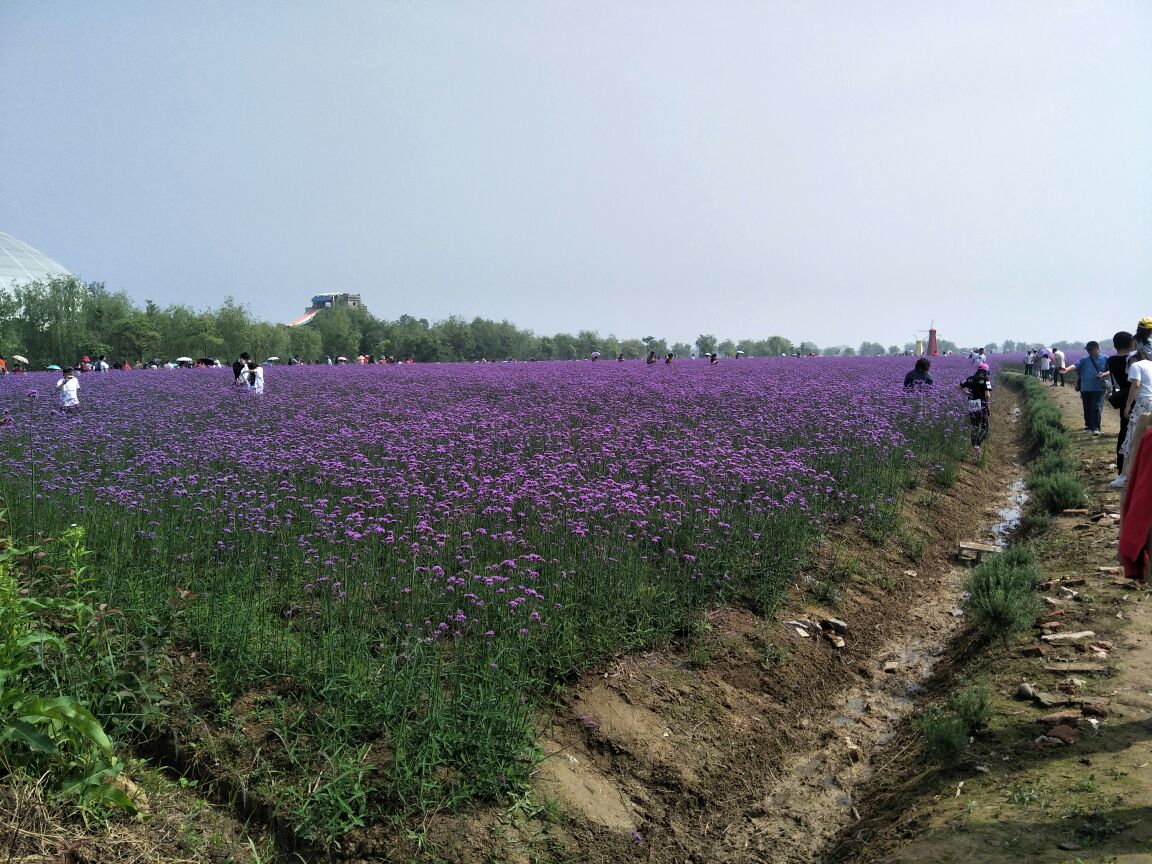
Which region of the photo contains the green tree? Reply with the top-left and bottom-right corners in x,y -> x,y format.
310,307 -> 362,360
214,298 -> 253,360
696,334 -> 718,357
109,315 -> 161,362
14,276 -> 90,366
288,324 -> 322,363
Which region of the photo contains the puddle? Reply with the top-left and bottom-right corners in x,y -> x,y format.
991,478 -> 1028,545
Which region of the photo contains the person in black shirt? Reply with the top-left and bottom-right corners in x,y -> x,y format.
1107,331 -> 1134,478
904,358 -> 933,389
959,364 -> 992,448
232,352 -> 250,385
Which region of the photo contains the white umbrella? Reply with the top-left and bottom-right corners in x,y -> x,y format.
336,356 -> 348,362
174,356 -> 193,363
266,356 -> 280,362
11,354 -> 28,364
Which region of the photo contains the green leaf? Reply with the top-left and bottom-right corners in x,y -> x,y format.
83,782 -> 138,814
5,718 -> 60,754
26,696 -> 114,757
16,631 -> 63,651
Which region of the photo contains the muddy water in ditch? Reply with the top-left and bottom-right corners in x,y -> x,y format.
991,479 -> 1027,545
739,476 -> 1028,863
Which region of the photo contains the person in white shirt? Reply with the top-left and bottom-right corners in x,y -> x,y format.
246,361 -> 265,394
1114,348 -> 1152,486
1051,348 -> 1066,387
55,367 -> 80,411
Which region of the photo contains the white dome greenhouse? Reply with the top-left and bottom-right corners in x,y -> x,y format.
0,231 -> 73,292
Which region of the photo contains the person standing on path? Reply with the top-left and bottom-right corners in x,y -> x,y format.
1039,349 -> 1052,381
1115,346 -> 1152,488
1071,341 -> 1110,434
1051,348 -> 1066,386
1107,331 -> 1134,482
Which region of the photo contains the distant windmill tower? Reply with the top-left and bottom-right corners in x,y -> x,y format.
914,322 -> 939,356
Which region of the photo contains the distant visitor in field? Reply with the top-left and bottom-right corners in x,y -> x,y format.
1024,349 -> 1035,377
665,353 -> 673,365
55,366 -> 80,412
646,351 -> 657,365
959,363 -> 991,449
1070,341 -> 1110,435
232,352 -> 250,384
903,357 -> 933,389
617,353 -> 624,362
1108,331 -> 1135,483
710,353 -> 719,365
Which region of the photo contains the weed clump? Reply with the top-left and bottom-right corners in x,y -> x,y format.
965,545 -> 1041,644
1029,472 -> 1090,512
919,685 -> 992,765
1001,372 -> 1088,513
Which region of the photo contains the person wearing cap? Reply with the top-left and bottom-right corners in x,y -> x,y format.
959,363 -> 993,449
1069,341 -> 1111,434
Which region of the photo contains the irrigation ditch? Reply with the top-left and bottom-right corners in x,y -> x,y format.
828,374 -> 1152,863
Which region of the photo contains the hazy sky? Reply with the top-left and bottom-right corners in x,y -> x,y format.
2,2 -> 1150,349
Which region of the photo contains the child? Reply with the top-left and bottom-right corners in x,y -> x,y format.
55,366 -> 80,412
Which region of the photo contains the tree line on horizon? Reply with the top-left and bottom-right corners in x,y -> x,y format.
0,275 -> 1089,368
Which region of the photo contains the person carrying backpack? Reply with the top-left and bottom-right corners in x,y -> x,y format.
959,363 -> 993,449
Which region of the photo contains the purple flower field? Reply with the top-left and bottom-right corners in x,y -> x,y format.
0,355 -> 979,819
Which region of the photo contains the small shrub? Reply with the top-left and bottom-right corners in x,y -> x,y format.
934,462 -> 960,488
918,706 -> 968,765
1021,512 -> 1053,534
1027,452 -> 1078,481
966,547 -> 1041,643
811,579 -> 840,608
1029,472 -> 1089,513
899,531 -> 926,564
950,685 -> 992,731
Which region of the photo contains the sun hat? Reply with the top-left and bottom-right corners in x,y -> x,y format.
1139,317 -> 1152,330
977,363 -> 989,370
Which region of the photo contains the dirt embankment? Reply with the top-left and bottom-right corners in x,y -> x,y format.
832,382 -> 1152,864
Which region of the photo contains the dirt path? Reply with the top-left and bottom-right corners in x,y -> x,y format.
836,379 -> 1152,864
